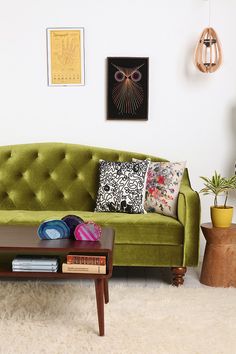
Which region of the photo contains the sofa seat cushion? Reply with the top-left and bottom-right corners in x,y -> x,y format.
0,211 -> 184,246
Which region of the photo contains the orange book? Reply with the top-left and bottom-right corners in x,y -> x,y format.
67,254 -> 106,266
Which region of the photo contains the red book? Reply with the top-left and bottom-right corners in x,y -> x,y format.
67,254 -> 106,266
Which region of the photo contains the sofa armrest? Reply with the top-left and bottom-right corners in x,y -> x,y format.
177,184 -> 201,267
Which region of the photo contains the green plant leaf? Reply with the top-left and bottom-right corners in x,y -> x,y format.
199,171 -> 236,207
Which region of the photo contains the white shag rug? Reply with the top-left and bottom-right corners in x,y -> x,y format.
0,281 -> 235,354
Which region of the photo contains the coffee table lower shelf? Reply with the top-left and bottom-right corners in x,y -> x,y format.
0,268 -> 109,279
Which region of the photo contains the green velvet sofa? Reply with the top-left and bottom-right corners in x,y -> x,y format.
0,142 -> 200,285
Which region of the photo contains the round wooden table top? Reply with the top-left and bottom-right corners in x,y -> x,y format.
201,223 -> 236,230
201,223 -> 236,244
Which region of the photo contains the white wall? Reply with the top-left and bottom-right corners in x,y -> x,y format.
0,0 -> 235,252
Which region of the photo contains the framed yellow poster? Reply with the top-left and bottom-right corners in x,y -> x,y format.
47,27 -> 85,86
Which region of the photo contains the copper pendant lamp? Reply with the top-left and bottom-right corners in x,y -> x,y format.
194,1 -> 222,73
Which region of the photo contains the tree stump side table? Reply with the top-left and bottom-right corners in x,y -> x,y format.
200,223 -> 236,287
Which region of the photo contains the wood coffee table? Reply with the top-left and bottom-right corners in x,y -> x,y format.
0,226 -> 115,336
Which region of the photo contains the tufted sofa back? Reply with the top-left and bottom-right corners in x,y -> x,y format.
0,142 -> 183,211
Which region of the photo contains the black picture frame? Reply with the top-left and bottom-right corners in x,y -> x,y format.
107,57 -> 149,120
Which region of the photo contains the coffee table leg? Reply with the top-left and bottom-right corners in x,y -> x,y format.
95,279 -> 104,336
103,279 -> 109,304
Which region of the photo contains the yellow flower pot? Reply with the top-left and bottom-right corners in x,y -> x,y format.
210,206 -> 234,228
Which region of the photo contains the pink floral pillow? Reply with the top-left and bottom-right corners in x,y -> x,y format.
133,159 -> 186,217
145,161 -> 186,217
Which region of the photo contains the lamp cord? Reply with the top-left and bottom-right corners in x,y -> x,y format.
208,0 -> 211,28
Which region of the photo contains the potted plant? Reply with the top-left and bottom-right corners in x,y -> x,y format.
200,171 -> 236,227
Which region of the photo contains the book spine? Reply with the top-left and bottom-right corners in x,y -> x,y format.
62,263 -> 106,274
12,263 -> 58,267
12,268 -> 58,272
12,265 -> 58,270
12,261 -> 58,266
13,259 -> 58,266
67,255 -> 106,266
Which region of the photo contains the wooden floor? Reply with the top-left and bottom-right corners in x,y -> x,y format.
109,265 -> 203,288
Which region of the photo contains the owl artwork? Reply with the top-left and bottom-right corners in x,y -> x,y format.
107,57 -> 149,120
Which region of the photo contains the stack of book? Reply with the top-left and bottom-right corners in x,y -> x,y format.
62,253 -> 107,274
12,256 -> 59,272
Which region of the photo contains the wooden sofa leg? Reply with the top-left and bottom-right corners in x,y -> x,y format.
171,267 -> 187,286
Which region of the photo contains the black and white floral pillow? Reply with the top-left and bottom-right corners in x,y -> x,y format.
95,160 -> 150,214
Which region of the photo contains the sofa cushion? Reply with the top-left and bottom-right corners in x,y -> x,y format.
95,160 -> 149,214
144,161 -> 186,217
0,210 -> 184,245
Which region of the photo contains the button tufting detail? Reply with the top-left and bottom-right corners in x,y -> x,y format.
1,192 -> 8,199
6,151 -> 12,159
57,192 -> 64,199
50,172 -> 55,180
61,152 -> 66,160
0,144 -> 104,209
32,151 -> 39,159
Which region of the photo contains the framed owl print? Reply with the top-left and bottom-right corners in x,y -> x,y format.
107,57 -> 149,120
